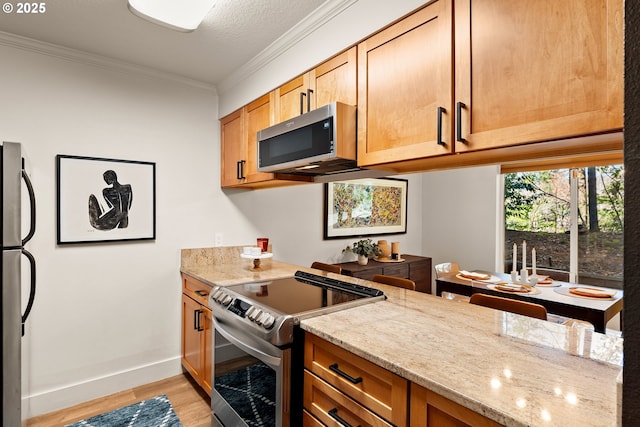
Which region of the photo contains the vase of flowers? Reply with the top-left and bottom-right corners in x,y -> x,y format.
343,238 -> 382,265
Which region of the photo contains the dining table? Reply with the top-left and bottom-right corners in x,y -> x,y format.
435,271 -> 623,333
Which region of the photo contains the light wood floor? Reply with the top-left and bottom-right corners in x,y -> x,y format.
24,374 -> 211,427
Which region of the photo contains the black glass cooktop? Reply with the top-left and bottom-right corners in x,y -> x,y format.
223,270 -> 384,316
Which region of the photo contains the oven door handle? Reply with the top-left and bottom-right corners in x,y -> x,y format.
214,320 -> 282,368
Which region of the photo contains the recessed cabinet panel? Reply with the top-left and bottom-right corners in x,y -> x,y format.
358,0 -> 453,166
220,109 -> 244,187
454,0 -> 622,151
313,46 -> 357,109
244,93 -> 275,184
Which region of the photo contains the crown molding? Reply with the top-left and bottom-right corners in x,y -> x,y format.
217,0 -> 358,95
0,30 -> 217,92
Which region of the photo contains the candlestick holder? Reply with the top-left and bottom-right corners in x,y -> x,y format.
519,268 -> 528,284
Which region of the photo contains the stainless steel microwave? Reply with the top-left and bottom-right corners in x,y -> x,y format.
257,102 -> 357,175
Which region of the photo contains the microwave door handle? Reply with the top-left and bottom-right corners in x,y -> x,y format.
214,319 -> 282,368
21,169 -> 36,246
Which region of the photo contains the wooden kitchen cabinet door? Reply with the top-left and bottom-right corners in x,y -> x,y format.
410,383 -> 502,427
220,108 -> 244,187
275,74 -> 312,122
454,0 -> 623,152
182,293 -> 204,382
276,47 -> 358,122
357,0 -> 453,167
312,46 -> 357,109
243,93 -> 276,184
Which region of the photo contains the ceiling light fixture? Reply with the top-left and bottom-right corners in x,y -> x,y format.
127,0 -> 216,32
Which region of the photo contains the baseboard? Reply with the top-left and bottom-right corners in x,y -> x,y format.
22,356 -> 183,420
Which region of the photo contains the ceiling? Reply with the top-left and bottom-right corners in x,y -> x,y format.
0,0 -> 327,88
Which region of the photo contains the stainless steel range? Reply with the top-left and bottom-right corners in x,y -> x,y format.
208,270 -> 385,427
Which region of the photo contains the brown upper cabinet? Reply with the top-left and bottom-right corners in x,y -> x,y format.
454,0 -> 623,153
357,1 -> 453,167
221,47 -> 357,188
221,93 -> 315,188
357,0 -> 623,168
275,47 -> 357,122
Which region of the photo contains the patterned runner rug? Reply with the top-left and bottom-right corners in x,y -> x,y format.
64,394 -> 182,427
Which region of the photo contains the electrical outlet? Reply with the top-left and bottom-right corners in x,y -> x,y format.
214,232 -> 223,247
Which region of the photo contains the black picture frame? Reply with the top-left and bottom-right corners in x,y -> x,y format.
323,177 -> 408,239
56,155 -> 156,244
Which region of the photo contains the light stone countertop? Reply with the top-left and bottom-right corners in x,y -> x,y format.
302,285 -> 623,427
181,247 -> 623,427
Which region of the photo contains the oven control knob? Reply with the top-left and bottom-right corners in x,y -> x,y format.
211,289 -> 223,301
221,295 -> 233,306
246,306 -> 256,319
215,292 -> 226,303
249,309 -> 262,321
255,312 -> 267,324
261,314 -> 275,329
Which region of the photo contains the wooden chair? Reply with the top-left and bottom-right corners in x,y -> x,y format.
372,274 -> 416,291
310,261 -> 342,275
469,293 -> 548,320
434,262 -> 460,278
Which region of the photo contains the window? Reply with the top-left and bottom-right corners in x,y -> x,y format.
503,165 -> 623,289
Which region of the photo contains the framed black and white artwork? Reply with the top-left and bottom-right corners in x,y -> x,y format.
56,155 -> 156,244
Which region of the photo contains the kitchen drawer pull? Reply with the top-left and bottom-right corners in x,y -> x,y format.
456,101 -> 467,143
328,408 -> 360,427
236,160 -> 246,180
437,106 -> 446,146
329,363 -> 362,384
195,309 -> 204,332
195,290 -> 208,297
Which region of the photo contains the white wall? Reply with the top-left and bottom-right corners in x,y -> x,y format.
231,173 -> 424,267
0,42 -> 261,418
421,166 -> 500,278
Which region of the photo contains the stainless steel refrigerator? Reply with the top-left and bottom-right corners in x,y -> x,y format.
2,141 -> 36,426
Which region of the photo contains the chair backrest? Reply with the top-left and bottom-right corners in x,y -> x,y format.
372,274 -> 416,291
310,261 -> 342,275
434,262 -> 460,278
469,293 -> 548,320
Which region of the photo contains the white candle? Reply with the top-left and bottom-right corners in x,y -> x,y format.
532,248 -> 537,274
522,240 -> 527,269
512,243 -> 517,272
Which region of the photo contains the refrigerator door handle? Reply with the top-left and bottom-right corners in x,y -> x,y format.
22,168 -> 36,246
21,248 -> 36,336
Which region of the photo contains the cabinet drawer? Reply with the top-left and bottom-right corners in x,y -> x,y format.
304,333 -> 408,426
302,409 -> 325,427
382,263 -> 409,278
349,268 -> 383,281
182,274 -> 211,305
304,370 -> 394,427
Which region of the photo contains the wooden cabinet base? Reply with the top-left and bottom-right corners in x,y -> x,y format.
410,383 -> 503,427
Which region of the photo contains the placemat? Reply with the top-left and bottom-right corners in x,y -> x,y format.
487,283 -> 540,295
554,286 -> 618,300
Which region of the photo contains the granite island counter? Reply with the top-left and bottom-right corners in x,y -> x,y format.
180,248 -> 622,426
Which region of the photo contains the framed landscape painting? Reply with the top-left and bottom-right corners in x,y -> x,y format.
324,177 -> 408,239
56,155 -> 156,244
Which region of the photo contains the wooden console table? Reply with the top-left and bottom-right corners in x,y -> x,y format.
337,255 -> 432,294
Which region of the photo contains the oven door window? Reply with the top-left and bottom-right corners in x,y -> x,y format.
215,358 -> 276,426
212,324 -> 288,427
